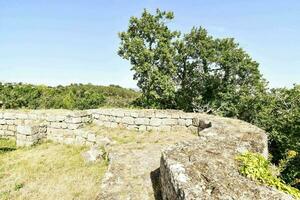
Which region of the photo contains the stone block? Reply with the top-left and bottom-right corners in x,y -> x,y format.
155,112 -> 168,118
15,113 -> 28,120
138,125 -> 147,131
93,113 -> 100,119
81,145 -> 104,163
66,117 -> 82,124
161,118 -> 178,126
115,117 -> 122,123
50,122 -> 62,129
6,120 -> 14,125
8,125 -> 16,131
99,115 -> 109,121
128,125 -> 138,130
122,116 -> 134,125
96,135 -> 112,146
94,120 -> 104,126
75,136 -> 86,145
149,118 -> 161,126
130,112 -> 138,118
87,133 -> 96,142
170,112 -> 180,119
67,123 -> 81,130
113,110 -> 125,117
17,125 -> 39,135
135,117 -> 150,125
3,113 -> 15,119
110,122 -> 118,128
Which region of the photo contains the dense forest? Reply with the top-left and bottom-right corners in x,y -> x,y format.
118,9 -> 300,191
0,83 -> 139,109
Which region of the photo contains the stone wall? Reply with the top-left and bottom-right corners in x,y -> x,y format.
89,108 -> 200,132
0,108 -> 291,199
0,108 -> 206,146
159,114 -> 292,200
0,110 -> 92,146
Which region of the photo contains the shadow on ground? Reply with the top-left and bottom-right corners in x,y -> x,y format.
151,167 -> 162,200
0,147 -> 16,153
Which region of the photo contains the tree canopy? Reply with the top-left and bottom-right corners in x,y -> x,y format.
119,9 -> 299,189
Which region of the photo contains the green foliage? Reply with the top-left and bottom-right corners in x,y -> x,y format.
118,9 -> 180,108
120,9 -> 299,186
119,9 -> 266,117
255,85 -> 300,160
174,28 -> 267,120
236,152 -> 300,199
0,83 -> 139,110
279,151 -> 300,190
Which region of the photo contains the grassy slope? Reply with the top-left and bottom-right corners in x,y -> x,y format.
0,139 -> 107,200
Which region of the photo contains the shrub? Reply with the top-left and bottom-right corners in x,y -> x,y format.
236,152 -> 300,199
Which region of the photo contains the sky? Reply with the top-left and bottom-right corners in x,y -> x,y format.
0,0 -> 299,89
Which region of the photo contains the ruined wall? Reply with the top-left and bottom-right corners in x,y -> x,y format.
0,110 -> 92,146
159,114 -> 292,200
0,108 -> 203,146
0,108 -> 291,199
89,108 -> 199,132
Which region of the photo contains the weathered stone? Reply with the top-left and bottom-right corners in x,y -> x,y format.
130,112 -> 139,118
96,135 -> 112,146
149,118 -> 161,126
87,133 -> 96,142
75,136 -> 86,145
128,125 -> 138,130
67,123 -> 81,130
155,112 -> 168,118
65,117 -> 82,124
3,113 -> 15,119
135,117 -> 150,125
122,116 -> 134,125
161,118 -> 178,126
17,125 -> 38,135
50,122 -> 62,129
138,125 -> 147,131
82,145 -> 104,163
160,117 -> 289,200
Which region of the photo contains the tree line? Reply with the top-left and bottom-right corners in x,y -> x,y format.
0,83 -> 139,110
118,9 -> 299,189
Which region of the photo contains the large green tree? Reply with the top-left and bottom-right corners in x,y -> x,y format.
119,10 -> 267,119
174,27 -> 267,122
118,9 -> 180,108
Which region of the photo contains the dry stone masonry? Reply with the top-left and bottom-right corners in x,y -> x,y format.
0,108 -> 205,147
0,108 -> 293,199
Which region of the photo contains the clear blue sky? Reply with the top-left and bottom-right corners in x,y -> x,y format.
0,0 -> 299,88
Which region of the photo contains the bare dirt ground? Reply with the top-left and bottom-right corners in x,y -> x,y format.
88,126 -> 198,200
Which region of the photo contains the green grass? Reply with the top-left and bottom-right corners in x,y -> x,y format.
0,138 -> 16,154
0,140 -> 107,200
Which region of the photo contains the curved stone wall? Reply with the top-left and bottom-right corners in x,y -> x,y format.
159,114 -> 292,200
0,108 -> 293,199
